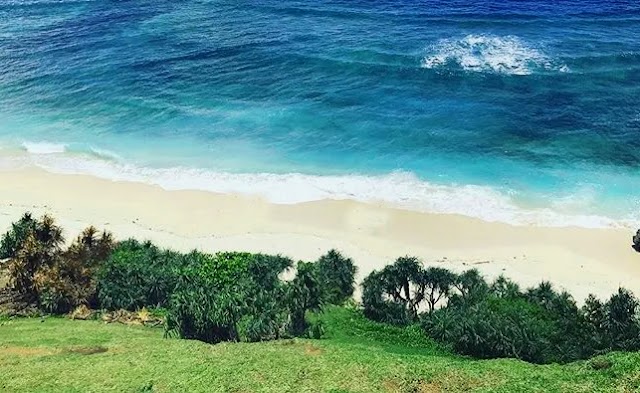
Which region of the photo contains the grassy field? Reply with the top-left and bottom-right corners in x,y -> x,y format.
0,308 -> 639,393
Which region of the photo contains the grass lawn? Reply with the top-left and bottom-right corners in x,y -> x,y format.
0,308 -> 639,393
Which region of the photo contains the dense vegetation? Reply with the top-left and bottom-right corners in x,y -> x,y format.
0,213 -> 356,343
362,256 -> 640,364
1,213 -> 639,369
634,229 -> 640,252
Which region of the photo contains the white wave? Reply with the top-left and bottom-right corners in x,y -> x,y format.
422,34 -> 568,75
3,152 -> 634,229
88,147 -> 123,161
21,141 -> 67,154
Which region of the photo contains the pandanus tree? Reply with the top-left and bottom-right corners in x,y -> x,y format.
288,261 -> 323,336
35,226 -> 115,312
490,275 -> 522,299
526,281 -> 559,311
362,256 -> 455,324
6,215 -> 64,299
0,212 -> 38,260
316,249 -> 357,305
450,268 -> 489,307
380,256 -> 423,319
604,288 -> 640,351
418,267 -> 456,315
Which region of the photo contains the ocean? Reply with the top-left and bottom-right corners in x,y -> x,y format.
1,0 -> 639,227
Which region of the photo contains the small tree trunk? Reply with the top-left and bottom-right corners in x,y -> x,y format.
403,281 -> 411,303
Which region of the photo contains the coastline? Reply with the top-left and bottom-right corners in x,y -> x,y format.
1,166 -> 638,301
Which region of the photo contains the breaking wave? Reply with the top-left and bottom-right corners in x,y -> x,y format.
421,34 -> 569,75
0,150 -> 634,229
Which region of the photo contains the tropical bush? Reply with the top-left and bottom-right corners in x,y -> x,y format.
165,252 -> 294,343
423,295 -> 554,363
633,229 -> 640,252
316,249 -> 357,305
97,239 -> 186,310
287,261 -> 323,336
5,215 -> 64,300
35,227 -> 114,313
1,214 -> 114,313
0,213 -> 39,260
362,256 -> 640,364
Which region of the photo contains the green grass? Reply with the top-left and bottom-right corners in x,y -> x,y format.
0,307 -> 639,393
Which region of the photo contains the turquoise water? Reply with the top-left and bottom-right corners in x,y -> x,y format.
1,0 -> 639,226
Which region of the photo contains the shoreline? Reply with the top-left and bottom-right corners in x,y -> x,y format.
1,166 -> 638,301
1,148 -> 633,229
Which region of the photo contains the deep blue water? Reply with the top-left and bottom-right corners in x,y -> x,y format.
1,0 -> 639,226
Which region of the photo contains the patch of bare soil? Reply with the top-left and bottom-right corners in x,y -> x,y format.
0,346 -> 52,357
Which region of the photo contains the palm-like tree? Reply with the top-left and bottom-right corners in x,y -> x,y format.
416,267 -> 455,315
0,212 -> 37,259
8,215 -> 64,298
452,269 -> 488,305
490,275 -> 522,299
316,249 -> 356,305
526,281 -> 558,311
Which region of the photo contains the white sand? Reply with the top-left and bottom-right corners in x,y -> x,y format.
1,167 -> 638,301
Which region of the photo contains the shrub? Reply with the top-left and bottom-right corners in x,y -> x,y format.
97,240 -> 186,310
5,215 -> 64,299
288,261 -> 323,336
34,227 -> 114,313
603,288 -> 640,351
423,296 -> 555,363
165,252 -> 293,344
633,229 -> 640,252
316,249 -> 356,305
0,212 -> 38,260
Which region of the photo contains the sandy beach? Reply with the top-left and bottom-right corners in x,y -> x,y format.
1,167 -> 638,301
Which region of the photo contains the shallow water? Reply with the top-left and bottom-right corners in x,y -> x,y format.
1,0 -> 639,226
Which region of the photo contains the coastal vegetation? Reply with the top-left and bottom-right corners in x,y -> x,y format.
0,213 -> 356,343
633,229 -> 640,252
1,213 -> 640,390
362,257 -> 640,364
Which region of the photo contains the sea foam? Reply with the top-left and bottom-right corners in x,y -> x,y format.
4,151 -> 633,229
21,141 -> 67,155
421,34 -> 568,75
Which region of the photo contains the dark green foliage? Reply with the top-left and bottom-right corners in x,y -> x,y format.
490,275 -> 522,299
361,257 -> 454,324
423,279 -> 598,363
165,252 -> 293,343
423,296 -> 554,363
418,267 -> 456,315
449,268 -> 489,307
362,270 -> 411,326
633,229 -> 640,252
362,263 -> 640,364
288,261 -> 323,336
603,288 -> 640,351
97,239 -> 187,310
316,249 -> 357,305
0,212 -> 38,260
